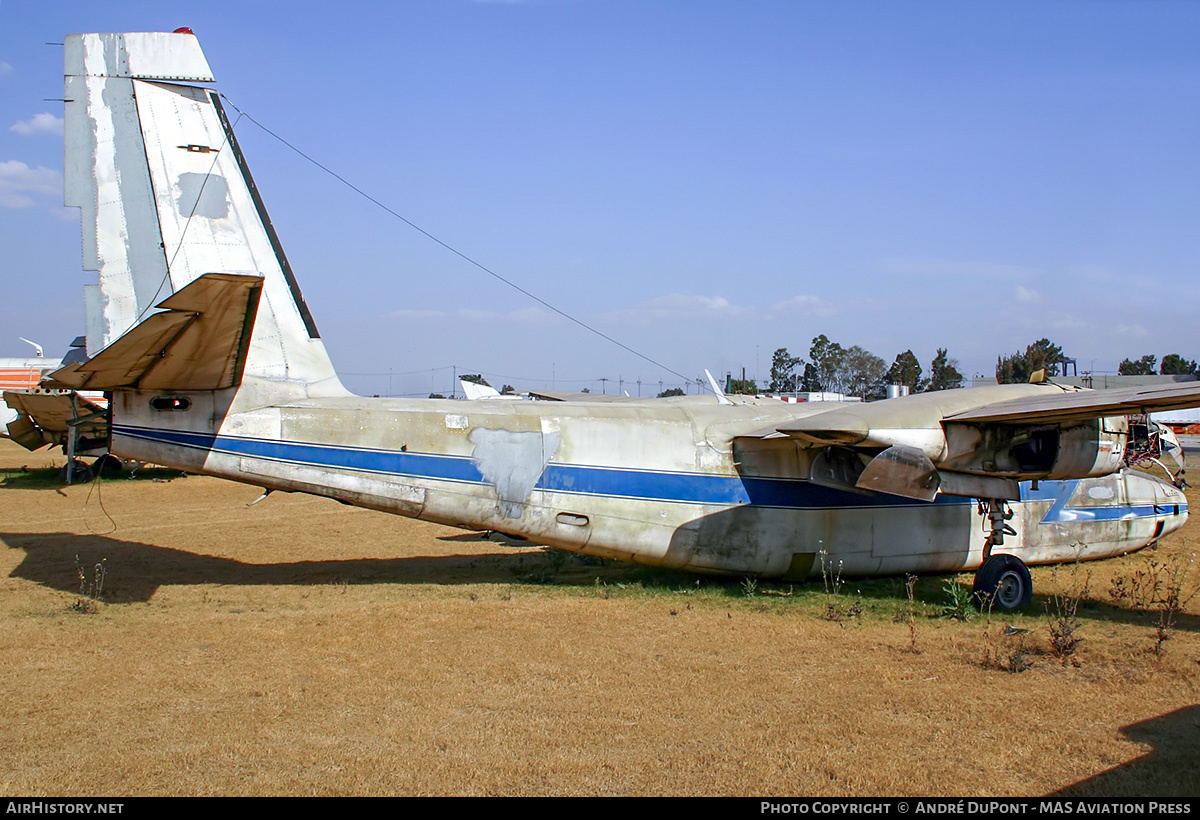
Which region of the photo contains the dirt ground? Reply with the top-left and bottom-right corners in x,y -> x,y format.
1,439 -> 1197,796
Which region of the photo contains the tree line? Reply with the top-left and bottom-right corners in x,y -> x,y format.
754,336 -> 1200,402
765,336 -> 963,400
993,340 -> 1199,382
1115,353 -> 1198,376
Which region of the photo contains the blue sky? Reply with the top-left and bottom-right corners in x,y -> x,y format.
2,1 -> 1198,397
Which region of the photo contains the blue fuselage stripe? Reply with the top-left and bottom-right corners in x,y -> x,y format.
113,424 -> 1181,520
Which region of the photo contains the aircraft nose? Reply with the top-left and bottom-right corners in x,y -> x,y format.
1162,497 -> 1188,538
1125,470 -> 1188,537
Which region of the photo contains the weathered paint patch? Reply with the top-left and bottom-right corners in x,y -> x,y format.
469,428 -> 560,519
176,172 -> 230,219
445,414 -> 468,430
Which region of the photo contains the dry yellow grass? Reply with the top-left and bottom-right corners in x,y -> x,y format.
1,439 -> 1197,796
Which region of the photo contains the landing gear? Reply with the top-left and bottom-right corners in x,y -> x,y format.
973,497 -> 1031,610
973,554 -> 1032,610
977,498 -> 1016,557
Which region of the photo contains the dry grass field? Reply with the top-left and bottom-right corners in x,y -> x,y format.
1,438 -> 1197,796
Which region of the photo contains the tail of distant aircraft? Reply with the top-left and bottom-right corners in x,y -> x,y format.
60,31 -> 344,398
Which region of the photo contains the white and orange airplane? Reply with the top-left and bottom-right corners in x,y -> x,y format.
2,338 -> 109,467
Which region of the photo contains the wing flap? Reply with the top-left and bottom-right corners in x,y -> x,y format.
854,445 -> 941,501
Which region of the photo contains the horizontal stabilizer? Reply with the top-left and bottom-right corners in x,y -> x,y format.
50,273 -> 262,391
946,381 -> 1200,424
3,391 -> 107,435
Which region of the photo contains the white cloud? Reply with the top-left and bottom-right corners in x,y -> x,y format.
1015,285 -> 1041,304
10,112 -> 63,136
0,62 -> 13,77
766,294 -> 836,318
1114,323 -> 1149,338
0,160 -> 61,208
608,293 -> 751,324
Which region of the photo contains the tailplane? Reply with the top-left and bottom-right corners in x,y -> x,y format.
64,31 -> 345,397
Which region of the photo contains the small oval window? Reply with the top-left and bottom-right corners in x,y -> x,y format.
556,512 -> 589,527
150,396 -> 192,411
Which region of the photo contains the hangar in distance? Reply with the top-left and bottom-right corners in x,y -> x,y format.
51,30 -> 1200,608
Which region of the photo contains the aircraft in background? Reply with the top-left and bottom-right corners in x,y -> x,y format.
0,342 -> 62,432
2,337 -> 111,479
459,377 -> 639,404
50,31 -> 1200,608
2,337 -> 66,406
459,378 -> 524,402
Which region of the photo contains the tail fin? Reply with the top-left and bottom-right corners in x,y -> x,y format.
64,31 -> 345,396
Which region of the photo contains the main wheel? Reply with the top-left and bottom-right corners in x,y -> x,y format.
93,454 -> 124,476
973,554 -> 1032,610
59,458 -> 94,484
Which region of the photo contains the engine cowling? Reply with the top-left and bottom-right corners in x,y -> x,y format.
940,416 -> 1127,480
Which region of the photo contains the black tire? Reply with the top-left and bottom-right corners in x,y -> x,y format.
93,454 -> 124,476
973,554 -> 1033,610
59,458 -> 94,484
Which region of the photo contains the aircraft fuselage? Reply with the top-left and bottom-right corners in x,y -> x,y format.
107,388 -> 1187,580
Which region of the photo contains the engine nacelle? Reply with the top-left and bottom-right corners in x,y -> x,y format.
940,416 -> 1127,480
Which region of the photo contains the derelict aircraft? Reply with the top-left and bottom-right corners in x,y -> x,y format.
51,30 -> 1200,609
2,338 -> 109,468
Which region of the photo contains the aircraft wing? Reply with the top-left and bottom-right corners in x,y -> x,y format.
768,381 -> 1200,445
50,273 -> 262,392
944,380 -> 1200,424
526,390 -> 641,403
748,380 -> 1200,503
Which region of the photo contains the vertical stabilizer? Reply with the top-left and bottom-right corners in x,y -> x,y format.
64,31 -> 345,396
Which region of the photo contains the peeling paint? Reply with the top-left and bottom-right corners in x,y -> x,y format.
470,428 -> 560,519
176,171 -> 230,219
